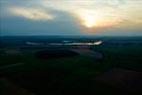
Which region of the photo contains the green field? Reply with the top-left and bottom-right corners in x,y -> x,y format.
0,45 -> 142,95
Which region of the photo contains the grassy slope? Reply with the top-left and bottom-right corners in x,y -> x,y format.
0,45 -> 142,76
0,45 -> 142,94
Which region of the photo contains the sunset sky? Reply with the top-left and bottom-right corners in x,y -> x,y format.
0,0 -> 142,36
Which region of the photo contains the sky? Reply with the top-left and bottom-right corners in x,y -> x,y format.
0,0 -> 142,36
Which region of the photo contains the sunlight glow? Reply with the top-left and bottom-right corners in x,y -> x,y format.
10,7 -> 54,21
75,9 -> 121,29
83,14 -> 97,28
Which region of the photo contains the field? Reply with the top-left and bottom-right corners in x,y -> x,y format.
0,36 -> 142,95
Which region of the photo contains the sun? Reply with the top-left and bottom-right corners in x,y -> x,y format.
75,10 -> 99,28
82,14 -> 97,28
74,9 -> 121,29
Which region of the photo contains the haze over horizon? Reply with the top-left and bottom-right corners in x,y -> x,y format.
0,0 -> 142,36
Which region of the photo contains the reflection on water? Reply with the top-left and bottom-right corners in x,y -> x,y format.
26,40 -> 103,46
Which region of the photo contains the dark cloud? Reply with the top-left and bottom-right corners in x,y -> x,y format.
0,10 -> 82,35
0,0 -> 142,36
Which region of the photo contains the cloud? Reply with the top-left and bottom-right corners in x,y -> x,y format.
9,7 -> 54,21
4,0 -> 142,26
42,0 -> 142,28
1,0 -> 142,36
